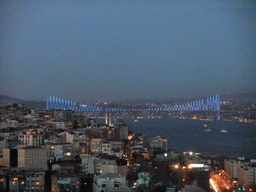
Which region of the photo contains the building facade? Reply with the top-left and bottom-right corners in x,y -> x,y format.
18,130 -> 43,146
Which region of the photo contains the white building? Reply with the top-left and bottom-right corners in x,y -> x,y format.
18,130 -> 43,146
237,160 -> 256,187
224,159 -> 243,179
57,131 -> 76,144
93,173 -> 131,192
80,154 -> 97,174
95,160 -> 118,175
148,136 -> 168,152
102,142 -> 112,154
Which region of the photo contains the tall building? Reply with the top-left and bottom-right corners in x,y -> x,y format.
224,159 -> 243,179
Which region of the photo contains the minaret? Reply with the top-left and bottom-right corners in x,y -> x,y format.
109,113 -> 112,126
105,113 -> 108,125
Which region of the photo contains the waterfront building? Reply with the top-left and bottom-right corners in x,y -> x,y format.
148,136 -> 169,152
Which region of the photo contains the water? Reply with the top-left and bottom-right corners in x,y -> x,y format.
122,118 -> 256,159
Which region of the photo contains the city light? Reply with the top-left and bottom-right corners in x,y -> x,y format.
188,164 -> 204,168
210,179 -> 219,192
174,164 -> 179,169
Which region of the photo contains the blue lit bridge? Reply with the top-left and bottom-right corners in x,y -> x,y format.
46,94 -> 220,120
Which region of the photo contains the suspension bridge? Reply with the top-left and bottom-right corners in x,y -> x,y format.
46,94 -> 220,120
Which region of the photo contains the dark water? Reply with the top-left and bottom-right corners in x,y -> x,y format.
123,118 -> 256,159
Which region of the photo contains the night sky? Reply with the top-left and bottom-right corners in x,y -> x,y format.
1,1 -> 255,102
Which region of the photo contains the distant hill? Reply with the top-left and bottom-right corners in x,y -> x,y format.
0,95 -> 46,109
121,92 -> 256,104
220,92 -> 256,102
0,95 -> 24,105
0,92 -> 255,109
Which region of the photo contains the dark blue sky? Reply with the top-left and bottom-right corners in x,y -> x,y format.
1,0 -> 255,102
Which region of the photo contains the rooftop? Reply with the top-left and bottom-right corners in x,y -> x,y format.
96,172 -> 121,179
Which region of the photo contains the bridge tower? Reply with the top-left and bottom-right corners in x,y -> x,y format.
216,94 -> 221,120
105,112 -> 108,125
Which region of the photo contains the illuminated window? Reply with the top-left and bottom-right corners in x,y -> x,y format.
13,178 -> 18,181
51,146 -> 54,149
0,179 -> 4,182
36,182 -> 39,185
66,152 -> 71,156
21,181 -> 25,185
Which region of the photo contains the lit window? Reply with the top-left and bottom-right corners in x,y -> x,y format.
36,182 -> 39,185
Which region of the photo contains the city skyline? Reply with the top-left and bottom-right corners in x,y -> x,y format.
1,1 -> 255,102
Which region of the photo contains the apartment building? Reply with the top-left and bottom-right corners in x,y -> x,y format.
80,154 -> 97,174
93,173 -> 131,192
90,138 -> 105,154
18,130 -> 43,146
18,146 -> 48,170
52,173 -> 80,192
238,160 -> 256,187
25,169 -> 45,192
148,136 -> 169,152
102,142 -> 112,154
224,159 -> 243,179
